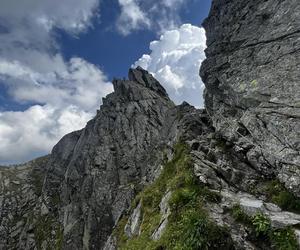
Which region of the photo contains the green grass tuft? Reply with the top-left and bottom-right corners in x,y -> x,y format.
161,206 -> 234,250
252,213 -> 271,236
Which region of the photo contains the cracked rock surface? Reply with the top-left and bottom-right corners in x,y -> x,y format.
200,0 -> 300,197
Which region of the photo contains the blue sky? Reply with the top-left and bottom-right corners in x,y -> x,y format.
59,0 -> 211,79
0,0 -> 211,164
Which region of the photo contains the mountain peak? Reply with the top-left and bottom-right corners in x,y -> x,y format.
128,66 -> 168,97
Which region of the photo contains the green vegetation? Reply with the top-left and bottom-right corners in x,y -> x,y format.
34,215 -> 63,250
161,208 -> 233,250
251,80 -> 258,88
271,228 -> 299,250
230,205 -> 299,250
239,83 -> 247,92
230,204 -> 252,225
115,143 -> 234,250
265,180 -> 300,213
247,180 -> 300,214
252,213 -> 271,236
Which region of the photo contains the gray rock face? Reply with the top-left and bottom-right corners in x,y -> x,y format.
0,156 -> 49,249
200,0 -> 300,196
221,190 -> 300,229
151,191 -> 172,241
0,68 -> 182,250
42,68 -> 180,249
128,66 -> 168,98
124,201 -> 142,238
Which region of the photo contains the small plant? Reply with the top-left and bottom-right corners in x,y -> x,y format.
230,205 -> 299,249
252,213 -> 271,236
230,204 -> 252,225
266,180 -> 300,213
251,79 -> 258,87
271,228 -> 299,250
180,209 -> 234,250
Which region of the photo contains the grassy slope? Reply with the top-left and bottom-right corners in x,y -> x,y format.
115,143 -> 234,250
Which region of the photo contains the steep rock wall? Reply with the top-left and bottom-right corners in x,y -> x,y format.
200,0 -> 300,196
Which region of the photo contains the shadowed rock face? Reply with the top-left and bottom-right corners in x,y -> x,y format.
200,0 -> 300,196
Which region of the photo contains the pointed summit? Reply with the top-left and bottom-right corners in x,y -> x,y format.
128,66 -> 168,97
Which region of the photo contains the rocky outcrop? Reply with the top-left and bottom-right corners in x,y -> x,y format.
200,0 -> 300,196
151,191 -> 172,241
0,156 -> 49,249
0,68 -> 191,249
41,67 -> 179,250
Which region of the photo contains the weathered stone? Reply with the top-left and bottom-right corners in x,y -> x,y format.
200,0 -> 300,197
221,190 -> 300,229
124,201 -> 142,238
152,191 -> 172,241
103,235 -> 117,250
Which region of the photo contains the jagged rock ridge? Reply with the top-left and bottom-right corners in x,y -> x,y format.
42,67 -> 177,249
0,67 -> 206,249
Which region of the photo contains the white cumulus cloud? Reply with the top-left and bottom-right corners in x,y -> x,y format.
134,24 -> 206,107
117,0 -> 151,35
0,105 -> 92,164
116,0 -> 192,35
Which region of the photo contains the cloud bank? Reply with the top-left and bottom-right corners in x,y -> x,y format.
0,0 -> 113,165
134,24 -> 206,107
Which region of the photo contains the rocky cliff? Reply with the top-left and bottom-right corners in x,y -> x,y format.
200,0 -> 300,195
1,0 -> 300,249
